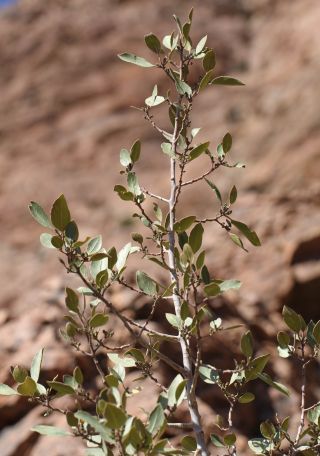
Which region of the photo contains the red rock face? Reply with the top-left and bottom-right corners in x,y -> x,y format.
0,0 -> 319,454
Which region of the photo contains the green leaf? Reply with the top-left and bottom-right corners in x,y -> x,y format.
96,269 -> 109,288
144,33 -> 162,53
173,216 -> 196,233
30,348 -> 43,382
104,403 -> 127,429
91,252 -> 108,279
153,203 -> 163,223
201,265 -> 210,284
91,252 -> 109,262
51,235 -> 63,249
50,194 -> 71,231
65,288 -> 79,312
120,148 -> 132,167
105,374 -> 119,387
118,53 -> 154,67
136,271 -> 158,296
65,221 -> 79,242
205,178 -> 222,204
131,139 -> 141,163
282,306 -> 304,333
107,247 -> 117,270
189,223 -> 204,253
165,313 -> 181,329
85,450 -> 105,456
199,70 -> 215,91
17,376 -> 37,396
196,251 -> 206,270
260,420 -> 276,439
74,411 -> 113,443
199,364 -> 219,384
307,405 -> 320,424
66,322 -> 77,338
145,85 -> 165,107
312,320 -> 320,344
203,50 -> 216,72
239,392 -> 255,404
162,34 -> 178,51
180,301 -> 191,321
47,381 -> 75,395
182,243 -> 193,263
231,219 -> 261,246
277,331 -> 290,348
31,425 -> 71,436
0,384 -> 18,396
131,232 -> 143,244
210,434 -> 224,448
147,404 -> 166,436
114,185 -> 134,201
257,373 -> 289,396
223,132 -> 232,153
108,353 -> 136,368
219,279 -> 242,292
241,331 -> 253,358
29,202 -> 52,228
229,185 -> 237,204
161,142 -> 174,158
181,435 -> 197,451
127,172 -> 141,196
210,76 -> 245,86
189,142 -> 210,161
73,367 -> 83,385
191,128 -> 201,138
248,438 -> 273,454
12,366 -> 28,383
217,143 -> 225,159
116,242 -> 131,271
307,321 -> 317,347
174,77 -> 192,97
125,348 -> 145,363
229,232 -> 247,252
182,21 -> 191,42
246,355 -> 270,381
195,35 -> 207,55
167,375 -> 185,408
40,233 -> 56,249
204,282 -> 220,297
224,433 -> 236,446
89,313 -> 109,328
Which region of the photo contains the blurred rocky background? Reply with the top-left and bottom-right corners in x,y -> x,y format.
0,0 -> 319,454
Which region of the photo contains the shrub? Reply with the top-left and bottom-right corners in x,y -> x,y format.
1,8 -> 320,456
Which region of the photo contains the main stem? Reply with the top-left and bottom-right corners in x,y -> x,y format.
167,111 -> 208,456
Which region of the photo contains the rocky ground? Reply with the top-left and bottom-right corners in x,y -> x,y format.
0,0 -> 319,454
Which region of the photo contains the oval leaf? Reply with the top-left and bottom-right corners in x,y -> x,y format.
136,271 -> 158,296
51,194 -> 71,231
0,384 -> 18,396
210,76 -> 245,86
104,403 -> 127,429
144,33 -> 162,54
29,202 -> 52,228
89,313 -> 109,328
118,53 -> 154,67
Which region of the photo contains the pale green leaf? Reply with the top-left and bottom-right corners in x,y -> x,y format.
118,53 -> 154,67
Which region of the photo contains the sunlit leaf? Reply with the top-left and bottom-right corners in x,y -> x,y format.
118,53 -> 155,67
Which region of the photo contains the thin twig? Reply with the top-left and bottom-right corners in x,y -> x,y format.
181,162 -> 220,187
142,187 -> 169,203
294,341 -> 307,446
